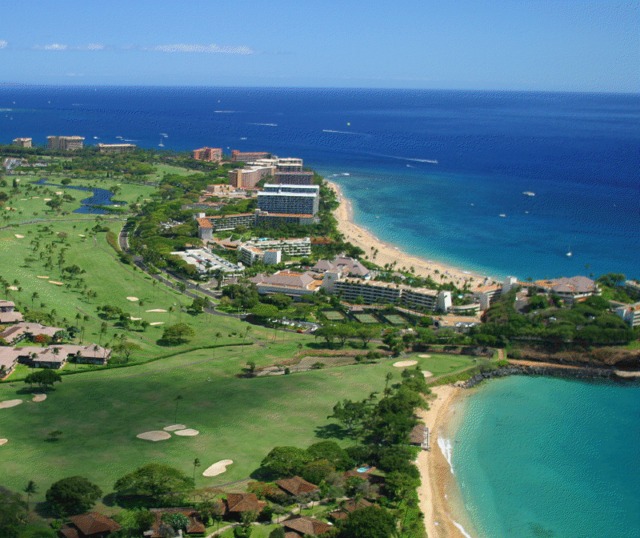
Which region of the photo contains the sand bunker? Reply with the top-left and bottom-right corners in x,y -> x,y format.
55,191 -> 63,195
174,429 -> 199,437
49,281 -> 63,286
37,275 -> 50,279
32,394 -> 47,402
78,234 -> 86,238
8,286 -> 18,291
393,360 -> 418,368
149,322 -> 164,326
0,399 -> 23,409
14,234 -> 24,239
43,198 -> 52,201
0,439 -> 8,446
419,354 -> 432,358
203,459 -> 233,477
163,424 -> 187,432
422,370 -> 434,378
146,308 -> 167,313
137,430 -> 171,442
126,296 -> 139,302
130,317 -> 142,321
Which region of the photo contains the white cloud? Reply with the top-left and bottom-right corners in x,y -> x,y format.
34,43 -> 106,51
85,43 -> 105,51
0,40 -> 8,49
43,43 -> 68,51
147,43 -> 254,55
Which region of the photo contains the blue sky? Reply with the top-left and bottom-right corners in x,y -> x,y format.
1,1 -> 638,92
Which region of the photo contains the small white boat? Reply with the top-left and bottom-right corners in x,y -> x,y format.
566,250 -> 573,257
522,191 -> 536,197
499,213 -> 507,218
158,139 -> 164,147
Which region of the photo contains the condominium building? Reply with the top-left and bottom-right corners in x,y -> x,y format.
47,136 -> 85,151
238,245 -> 282,266
331,278 -> 403,305
255,212 -> 317,227
12,137 -> 32,148
229,165 -> 276,189
231,150 -> 271,162
193,147 -> 223,162
275,157 -> 304,172
246,237 -> 311,257
258,184 -> 320,216
97,143 -> 136,153
473,284 -> 502,311
274,171 -> 315,185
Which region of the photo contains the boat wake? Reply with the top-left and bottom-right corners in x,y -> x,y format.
249,122 -> 278,127
322,129 -> 364,136
438,437 -> 455,474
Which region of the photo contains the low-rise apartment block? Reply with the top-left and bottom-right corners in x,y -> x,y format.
47,136 -> 85,151
197,213 -> 256,240
193,147 -> 223,162
0,300 -> 23,324
97,143 -> 136,153
246,237 -> 311,257
170,248 -> 244,276
615,302 -> 640,328
251,271 -> 323,298
238,245 -> 282,267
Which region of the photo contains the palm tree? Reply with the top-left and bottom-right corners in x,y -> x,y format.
174,395 -> 183,423
24,480 -> 38,511
193,458 -> 201,481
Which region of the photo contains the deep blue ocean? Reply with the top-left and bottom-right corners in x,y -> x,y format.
0,86 -> 637,280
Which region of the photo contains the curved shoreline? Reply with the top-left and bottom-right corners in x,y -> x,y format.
326,180 -> 495,291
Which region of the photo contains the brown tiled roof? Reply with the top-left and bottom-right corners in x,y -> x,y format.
276,476 -> 319,496
225,493 -> 265,513
329,498 -> 373,520
0,312 -> 23,323
283,516 -> 333,536
59,527 -> 79,538
69,512 -> 121,535
409,423 -> 427,445
197,218 -> 213,228
149,508 -> 205,537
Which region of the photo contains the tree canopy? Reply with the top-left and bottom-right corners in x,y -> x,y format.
45,476 -> 102,516
113,463 -> 193,505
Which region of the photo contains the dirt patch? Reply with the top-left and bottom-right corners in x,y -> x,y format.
32,394 -> 47,402
163,424 -> 186,432
0,399 -> 23,409
393,360 -> 418,368
126,296 -> 139,302
174,429 -> 199,437
203,459 -> 233,477
136,430 -> 171,442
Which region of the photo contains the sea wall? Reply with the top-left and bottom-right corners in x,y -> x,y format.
463,364 -> 627,388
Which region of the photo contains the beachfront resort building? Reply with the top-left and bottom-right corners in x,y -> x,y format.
238,245 -> 282,267
274,171 -> 315,185
251,271 -> 323,298
258,184 -> 320,216
229,164 -> 276,189
196,213 -> 256,240
12,137 -> 32,148
193,146 -> 223,162
533,276 -> 599,305
47,136 -> 85,151
231,150 -> 271,162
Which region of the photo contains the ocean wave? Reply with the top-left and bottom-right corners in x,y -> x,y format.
452,521 -> 473,538
0,108 -> 12,112
321,129 -> 365,136
437,437 -> 455,474
214,110 -> 236,113
249,122 -> 278,127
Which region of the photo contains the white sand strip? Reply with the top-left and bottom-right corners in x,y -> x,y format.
393,360 -> 418,368
149,322 -> 164,326
203,460 -> 233,477
0,399 -> 23,409
49,281 -> 63,286
163,424 -> 187,432
174,429 -> 199,437
136,430 -> 171,442
419,354 -> 432,358
14,234 -> 24,238
37,275 -> 50,279
126,296 -> 139,301
146,308 -> 167,313
8,286 -> 18,291
130,317 -> 142,321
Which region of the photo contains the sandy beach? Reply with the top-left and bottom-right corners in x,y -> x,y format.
327,180 -> 492,291
416,385 -> 473,538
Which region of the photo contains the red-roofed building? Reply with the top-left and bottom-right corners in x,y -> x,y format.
59,512 -> 120,538
276,476 -> 320,497
193,147 -> 223,162
224,493 -> 266,519
283,516 -> 333,536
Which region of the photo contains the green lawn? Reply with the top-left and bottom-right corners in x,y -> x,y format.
0,347 -> 475,502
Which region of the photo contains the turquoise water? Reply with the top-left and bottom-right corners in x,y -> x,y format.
451,377 -> 640,537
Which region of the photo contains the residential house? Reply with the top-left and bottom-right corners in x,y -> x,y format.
0,347 -> 19,378
276,476 -> 319,497
328,498 -> 373,521
147,508 -> 206,537
282,516 -> 333,536
59,512 -> 121,538
0,322 -> 64,345
615,302 -> 640,328
224,493 -> 266,519
0,299 -> 23,323
534,276 -> 599,305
